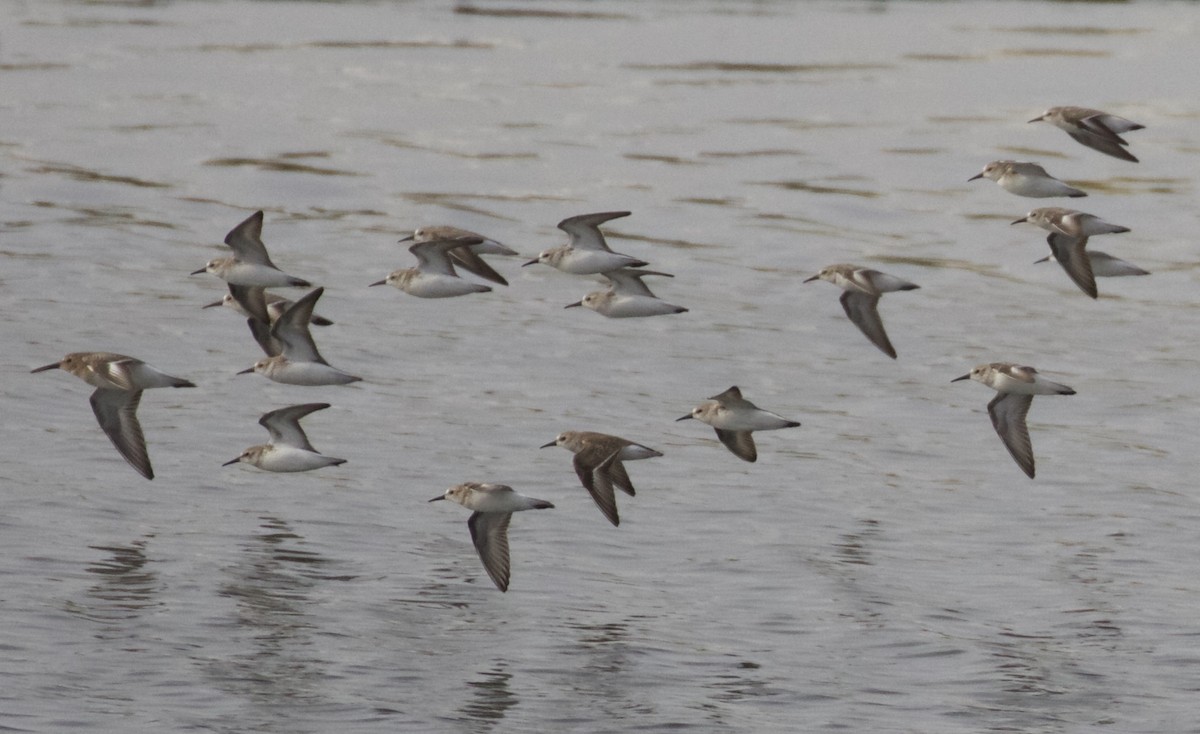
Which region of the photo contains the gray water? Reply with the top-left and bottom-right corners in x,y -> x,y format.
4,0 -> 1200,731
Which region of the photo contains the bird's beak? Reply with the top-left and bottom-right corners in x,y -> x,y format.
564,301 -> 582,309
428,495 -> 445,502
676,414 -> 694,422
951,373 -> 971,383
1028,115 -> 1045,123
236,366 -> 255,375
802,275 -> 820,283
522,259 -> 539,267
190,267 -> 207,275
222,457 -> 241,466
1010,217 -> 1028,225
368,279 -> 387,287
202,299 -> 224,309
540,440 -> 556,448
967,173 -> 983,182
1033,256 -> 1050,264
30,362 -> 61,373
398,235 -> 414,242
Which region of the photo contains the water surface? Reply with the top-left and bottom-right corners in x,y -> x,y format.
3,1 -> 1200,731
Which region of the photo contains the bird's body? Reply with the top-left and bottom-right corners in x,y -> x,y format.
677,386 -> 800,462
1035,250 -> 1149,278
204,287 -> 334,326
225,403 -> 346,472
1029,106 -> 1144,163
192,210 -> 310,287
968,160 -> 1087,198
805,264 -> 919,359
566,268 -> 687,318
541,431 -> 662,526
953,363 -> 1075,479
1013,207 -> 1130,238
401,226 -> 516,285
430,482 -> 554,592
1013,209 -> 1130,299
371,237 -> 493,298
239,287 -> 361,385
32,352 -> 195,480
524,211 -> 647,274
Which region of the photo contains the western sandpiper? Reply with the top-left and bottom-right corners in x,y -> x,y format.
402,225 -> 518,257
401,226 -> 517,286
1034,250 -> 1149,277
1011,207 -> 1130,238
564,268 -> 687,318
1029,106 -> 1144,163
952,363 -> 1076,479
429,482 -> 554,592
224,403 -> 346,472
541,431 -> 662,526
1012,209 -> 1130,299
805,264 -> 919,359
191,210 -> 311,287
203,286 -> 334,326
32,352 -> 195,480
370,237 -> 493,298
677,386 -> 800,462
238,287 -> 361,385
968,160 -> 1087,198
523,211 -> 648,274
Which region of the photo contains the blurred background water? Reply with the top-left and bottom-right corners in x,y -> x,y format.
3,1 -> 1200,731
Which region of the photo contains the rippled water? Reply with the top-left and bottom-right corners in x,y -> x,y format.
4,1 -> 1200,731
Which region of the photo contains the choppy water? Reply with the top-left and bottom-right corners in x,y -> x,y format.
4,1 -> 1200,731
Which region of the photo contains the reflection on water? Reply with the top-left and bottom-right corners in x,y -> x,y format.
68,536 -> 161,628
204,154 -> 362,177
204,516 -> 350,716
457,661 -> 518,728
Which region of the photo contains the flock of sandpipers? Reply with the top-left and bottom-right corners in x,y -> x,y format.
32,105 -> 1145,592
